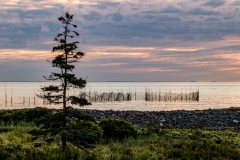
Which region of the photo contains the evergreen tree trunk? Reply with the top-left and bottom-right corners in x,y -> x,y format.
63,24 -> 68,110
38,12 -> 91,151
62,24 -> 68,151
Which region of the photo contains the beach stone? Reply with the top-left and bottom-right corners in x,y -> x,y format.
233,120 -> 239,124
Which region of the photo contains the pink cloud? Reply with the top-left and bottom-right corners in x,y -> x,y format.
117,67 -> 179,73
0,49 -> 56,61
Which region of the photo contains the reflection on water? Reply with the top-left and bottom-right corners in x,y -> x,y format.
0,82 -> 240,111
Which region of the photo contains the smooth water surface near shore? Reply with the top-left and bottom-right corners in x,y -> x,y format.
0,82 -> 240,111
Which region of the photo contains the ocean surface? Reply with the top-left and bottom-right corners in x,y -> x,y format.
0,82 -> 240,111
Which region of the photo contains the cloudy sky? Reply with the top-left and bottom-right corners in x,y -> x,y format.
1,0 -> 240,82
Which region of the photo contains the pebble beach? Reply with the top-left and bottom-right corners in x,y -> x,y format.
79,108 -> 240,129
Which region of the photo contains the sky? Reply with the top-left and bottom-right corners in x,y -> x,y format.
1,0 -> 240,82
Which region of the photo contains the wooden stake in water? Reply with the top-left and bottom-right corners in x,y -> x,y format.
196,89 -> 199,101
34,88 -> 36,106
135,87 -> 136,101
11,88 -> 12,107
159,88 -> 160,102
5,84 -> 7,107
89,86 -> 91,102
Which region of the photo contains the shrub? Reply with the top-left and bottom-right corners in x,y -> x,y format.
142,123 -> 174,135
24,107 -> 52,122
32,108 -> 102,149
11,111 -> 27,122
2,113 -> 13,122
99,118 -> 137,140
66,121 -> 103,148
0,107 -> 53,123
0,110 -> 12,119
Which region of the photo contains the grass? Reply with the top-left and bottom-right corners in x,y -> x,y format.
94,129 -> 240,160
0,122 -> 37,147
0,122 -> 88,160
0,121 -> 240,160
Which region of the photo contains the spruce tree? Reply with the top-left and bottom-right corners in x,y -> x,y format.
38,12 -> 92,151
40,12 -> 90,108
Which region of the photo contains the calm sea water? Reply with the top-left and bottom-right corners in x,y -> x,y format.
0,82 -> 240,111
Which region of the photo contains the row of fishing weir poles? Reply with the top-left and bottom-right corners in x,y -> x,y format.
4,92 -> 37,107
79,88 -> 199,102
144,89 -> 199,102
2,88 -> 199,107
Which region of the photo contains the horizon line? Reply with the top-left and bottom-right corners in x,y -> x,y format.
0,80 -> 236,83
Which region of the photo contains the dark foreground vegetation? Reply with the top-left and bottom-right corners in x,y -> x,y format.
0,107 -> 240,160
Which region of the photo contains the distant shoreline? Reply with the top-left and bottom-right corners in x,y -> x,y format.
1,81 -> 239,83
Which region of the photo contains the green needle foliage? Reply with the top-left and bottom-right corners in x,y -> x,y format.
37,12 -> 93,151
38,12 -> 90,108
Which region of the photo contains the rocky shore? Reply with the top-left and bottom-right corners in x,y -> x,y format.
79,108 -> 240,129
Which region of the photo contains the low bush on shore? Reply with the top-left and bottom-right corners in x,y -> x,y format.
0,108 -> 240,160
0,107 -> 52,123
99,118 -> 137,140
